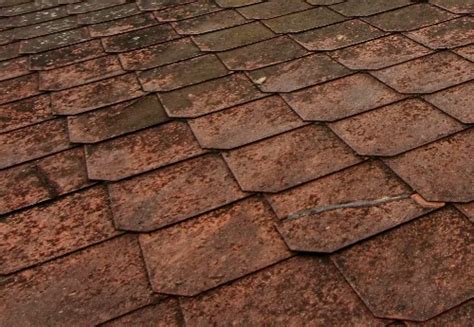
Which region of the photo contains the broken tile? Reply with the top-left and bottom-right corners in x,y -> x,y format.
405,17 -> 474,49
189,96 -> 305,149
192,21 -> 274,51
76,3 -> 140,25
159,73 -> 265,118
263,7 -> 345,33
67,0 -> 126,14
139,197 -> 291,296
385,129 -> 474,202
0,73 -> 40,105
331,35 -> 432,70
0,56 -> 29,81
88,13 -> 157,37
181,256 -> 385,326
137,0 -> 195,11
39,56 -> 124,90
454,44 -> 474,61
329,99 -> 465,156
28,39 -> 106,70
19,27 -> 90,54
424,81 -> 474,124
101,24 -> 179,53
455,202 -> 474,222
430,0 -> 474,14
332,207 -> 473,321
0,186 -> 120,274
0,235 -> 157,326
330,0 -> 412,17
215,0 -> 262,7
406,300 -> 473,326
0,6 -> 68,29
138,54 -> 228,92
364,4 -> 457,32
67,95 -> 169,143
155,0 -> 221,22
372,52 -> 474,94
9,16 -> 79,40
172,9 -> 247,35
0,94 -> 52,133
224,125 -> 361,192
282,73 -> 404,121
0,119 -> 71,169
247,53 -> 350,92
86,121 -> 205,181
108,154 -> 247,231
237,0 -> 311,19
51,73 -> 146,115
218,36 -> 308,70
293,19 -> 386,51
119,37 -> 201,71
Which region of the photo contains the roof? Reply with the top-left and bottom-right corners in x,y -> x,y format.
0,0 -> 473,325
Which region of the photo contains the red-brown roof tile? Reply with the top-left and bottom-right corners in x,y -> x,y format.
172,9 -> 247,35
0,73 -> 39,105
454,44 -> 474,61
456,202 -> 474,222
76,3 -> 141,25
67,0 -> 126,14
19,27 -> 91,54
88,12 -> 157,37
0,94 -> 52,133
137,0 -> 195,11
237,0 -> 311,19
154,0 -> 221,22
0,56 -> 28,81
406,300 -> 473,326
0,41 -> 20,61
430,0 -> 474,14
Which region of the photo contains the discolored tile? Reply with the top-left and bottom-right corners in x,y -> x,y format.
237,0 -> 311,19
0,119 -> 71,169
0,235 -> 157,326
19,27 -> 90,54
67,95 -> 169,144
454,44 -> 474,61
159,73 -> 265,118
270,162 -> 435,252
0,73 -> 40,105
332,207 -> 474,321
119,37 -> 201,71
0,6 -> 68,29
155,0 -> 221,22
192,21 -> 274,51
139,197 -> 291,296
108,154 -> 247,231
86,121 -> 205,181
293,19 -> 386,51
247,53 -> 350,92
181,256 -> 385,326
330,0 -> 411,16
137,0 -> 195,11
364,4 -> 457,32
139,54 -> 228,92
8,17 -> 80,40
76,3 -> 140,24
215,0 -> 262,7
223,125 -> 361,192
0,0 -> 60,16
39,56 -> 125,91
0,186 -> 121,274
0,94 -> 51,133
28,39 -> 106,70
262,7 -> 345,33
101,24 -> 179,53
329,99 -> 465,156
331,35 -> 432,70
172,9 -> 247,35
0,42 -> 20,61
51,73 -> 146,115
455,202 -> 474,222
372,52 -> 474,94
189,96 -> 305,149
385,129 -> 474,202
424,81 -> 474,124
282,73 -> 404,121
430,0 -> 474,14
405,17 -> 474,49
88,13 -> 157,37
67,0 -> 126,14
218,36 -> 308,70
406,300 -> 473,326
0,56 -> 29,81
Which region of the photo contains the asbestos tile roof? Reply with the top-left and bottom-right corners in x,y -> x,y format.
0,0 -> 473,325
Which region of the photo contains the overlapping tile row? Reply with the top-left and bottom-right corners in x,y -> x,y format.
0,0 -> 473,326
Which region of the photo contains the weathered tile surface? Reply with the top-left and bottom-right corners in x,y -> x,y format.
189,96 -> 305,149
137,0 -> 194,11
0,56 -> 29,81
19,27 -> 90,54
430,0 -> 474,14
155,0 -> 221,22
76,3 -> 140,24
7,17 -> 80,41
172,9 -> 246,35
0,6 -> 69,29
224,125 -> 361,192
0,73 -> 40,105
0,94 -> 52,133
88,13 -> 157,37
332,207 -> 473,321
67,0 -> 126,14
215,0 -> 262,7
330,0 -> 412,16
406,301 -> 474,326
454,44 -> 474,61
108,154 -> 247,231
237,0 -> 311,19
456,202 -> 474,222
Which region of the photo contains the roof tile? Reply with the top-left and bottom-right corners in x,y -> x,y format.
88,13 -> 157,37
172,9 -> 247,35
385,129 -> 474,202
0,94 -> 52,133
215,0 -> 262,8
76,3 -> 141,25
307,0 -> 344,4
0,235 -> 158,326
67,0 -> 126,14
223,125 -> 362,192
0,73 -> 40,105
85,121 -> 205,181
19,27 -> 90,54
9,16 -> 80,40
282,73 -> 404,121
0,41 -> 20,61
155,0 -> 221,22
181,256 -> 385,326
371,52 -> 474,94
405,300 -> 473,326
67,95 -> 169,144
247,53 -> 350,92
159,73 -> 265,118
0,1 -> 60,16
454,44 -> 474,61
218,35 -> 308,70
330,35 -> 432,70
0,56 -> 29,81
137,0 -> 195,11
293,19 -> 386,51
0,186 -> 120,274
455,202 -> 474,222
51,73 -> 146,115
332,207 -> 474,321
0,6 -> 68,29
237,0 -> 311,19
330,0 -> 412,17
138,54 -> 229,92
189,96 -> 306,149
108,154 -> 247,231
430,0 -> 474,14
139,197 -> 291,296
329,98 -> 465,156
